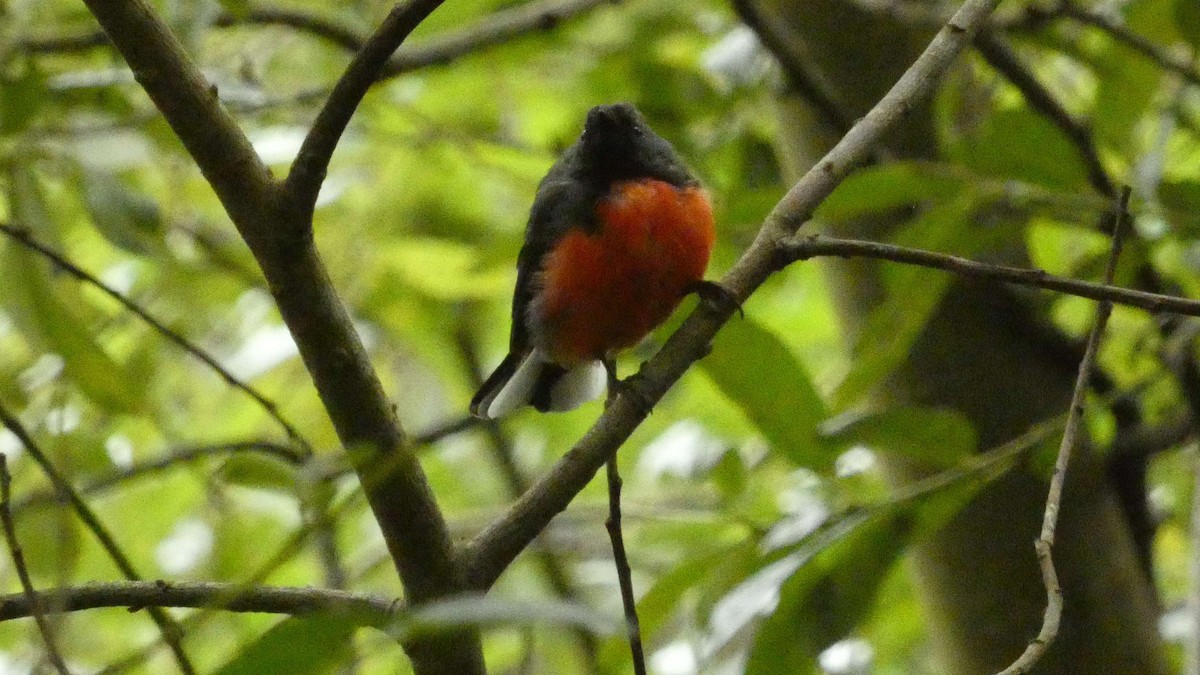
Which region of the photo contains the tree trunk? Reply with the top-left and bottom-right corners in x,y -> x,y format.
762,1 -> 1168,671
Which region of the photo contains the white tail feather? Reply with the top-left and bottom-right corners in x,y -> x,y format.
484,351 -> 607,418
548,361 -> 607,411
484,352 -> 543,419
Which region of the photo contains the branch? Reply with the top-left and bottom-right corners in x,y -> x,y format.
778,234 -> 1200,316
0,222 -> 312,456
0,400 -> 196,674
460,0 -> 1005,591
12,441 -> 303,513
973,30 -> 1117,199
1190,449 -> 1200,675
79,2 -> 480,671
378,0 -> 616,79
26,0 -> 609,63
21,7 -> 363,54
452,327 -> 602,665
283,0 -> 446,218
605,457 -> 645,675
1057,2 -> 1200,88
0,580 -> 395,626
729,0 -> 859,138
997,187 -> 1128,675
79,0 -> 277,247
0,455 -> 70,674
214,7 -> 365,51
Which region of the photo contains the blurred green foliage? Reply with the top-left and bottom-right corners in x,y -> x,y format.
0,0 -> 1199,673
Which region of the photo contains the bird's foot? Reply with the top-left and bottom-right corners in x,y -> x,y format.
602,359 -> 654,416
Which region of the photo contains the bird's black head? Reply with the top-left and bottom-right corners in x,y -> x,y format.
575,103 -> 693,186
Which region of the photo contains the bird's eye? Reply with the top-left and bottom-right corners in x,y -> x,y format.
631,126 -> 644,137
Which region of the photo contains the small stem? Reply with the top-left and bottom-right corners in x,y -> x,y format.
995,186 -> 1129,675
605,456 -> 646,675
0,455 -> 72,674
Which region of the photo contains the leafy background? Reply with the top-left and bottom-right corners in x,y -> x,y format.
0,0 -> 1198,673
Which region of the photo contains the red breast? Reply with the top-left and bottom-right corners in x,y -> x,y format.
532,179 -> 715,365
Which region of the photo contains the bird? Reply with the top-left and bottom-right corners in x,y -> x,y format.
470,103 -> 717,419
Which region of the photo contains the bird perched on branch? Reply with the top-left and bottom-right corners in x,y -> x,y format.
471,103 -> 719,419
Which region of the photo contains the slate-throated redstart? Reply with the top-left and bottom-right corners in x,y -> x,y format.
471,103 -> 716,419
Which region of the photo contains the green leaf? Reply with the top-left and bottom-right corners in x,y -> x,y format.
15,505 -> 82,580
818,407 -> 976,468
745,510 -> 908,674
831,196 -> 977,410
598,541 -> 758,671
0,61 -> 48,135
217,0 -> 252,19
1177,0 -> 1200,50
214,616 -> 358,675
1160,180 -> 1200,235
1092,2 -> 1166,153
380,237 -> 513,300
5,169 -> 143,413
218,455 -> 296,493
80,169 -> 164,255
953,108 -> 1087,192
816,162 -> 967,221
701,317 -> 830,469
744,451 -> 1008,673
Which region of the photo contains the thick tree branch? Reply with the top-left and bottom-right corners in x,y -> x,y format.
778,234 -> 1200,316
454,328 -> 601,668
0,400 -> 196,674
78,2 -> 480,672
460,0 -> 1005,591
284,0 -> 445,218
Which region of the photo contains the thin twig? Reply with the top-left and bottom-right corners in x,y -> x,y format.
0,580 -> 396,626
605,457 -> 646,675
1057,2 -> 1200,87
778,234 -> 1200,317
378,0 -> 615,79
453,327 -> 601,669
12,441 -> 304,512
462,0 -> 1006,591
215,7 -> 365,50
21,7 -> 363,53
98,489 -> 370,675
1190,447 -> 1200,675
232,0 -> 615,112
973,30 -> 1116,199
0,223 -> 312,458
284,0 -> 446,218
996,186 -> 1129,675
729,0 -> 859,138
0,401 -> 196,675
0,455 -> 72,674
